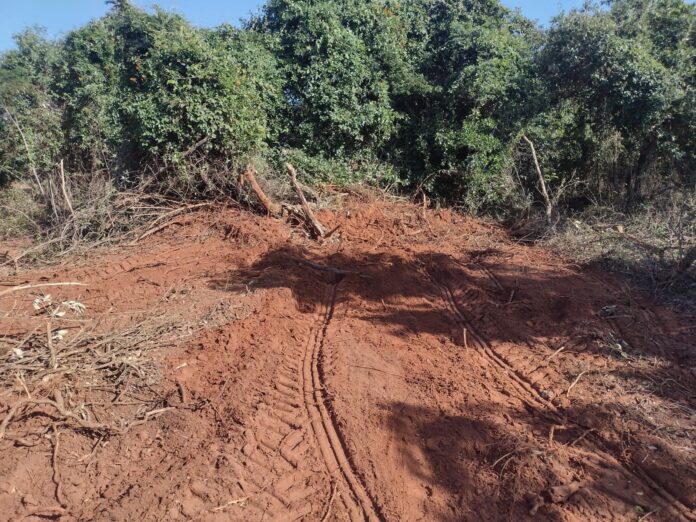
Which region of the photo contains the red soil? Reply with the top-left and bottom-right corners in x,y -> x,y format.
1,198 -> 695,521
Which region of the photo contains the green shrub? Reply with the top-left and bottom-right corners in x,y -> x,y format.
0,0 -> 694,221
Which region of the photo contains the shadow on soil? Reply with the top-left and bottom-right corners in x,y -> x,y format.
383,400 -> 695,521
210,245 -> 694,376
210,245 -> 696,519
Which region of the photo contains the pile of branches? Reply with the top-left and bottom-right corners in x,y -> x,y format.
2,159 -> 334,276
2,187 -> 218,274
0,310 -> 188,445
238,162 -> 336,240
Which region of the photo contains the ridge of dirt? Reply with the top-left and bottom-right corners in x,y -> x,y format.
1,199 -> 695,521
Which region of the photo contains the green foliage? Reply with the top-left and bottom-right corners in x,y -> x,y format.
0,0 -> 694,218
2,1 -> 283,193
0,28 -> 62,186
0,182 -> 42,238
386,0 -> 539,212
255,0 -> 408,156
281,148 -> 399,186
533,1 -> 695,208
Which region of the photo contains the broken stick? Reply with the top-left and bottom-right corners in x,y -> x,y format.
130,202 -> 212,245
59,159 -> 74,217
0,282 -> 87,299
285,163 -> 325,238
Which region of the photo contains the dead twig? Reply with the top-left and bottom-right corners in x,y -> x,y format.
59,159 -> 74,217
522,134 -> 554,224
125,406 -> 175,430
176,380 -> 187,405
567,428 -> 594,447
566,370 -> 589,397
0,398 -> 117,440
320,482 -> 338,522
0,282 -> 87,299
26,507 -> 67,519
51,426 -> 68,508
547,346 -> 566,361
77,435 -> 104,463
491,451 -> 515,469
211,497 -> 249,512
130,203 -> 212,244
47,322 -> 57,370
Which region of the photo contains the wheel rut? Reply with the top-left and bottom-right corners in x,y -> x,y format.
427,267 -> 558,415
228,276 -> 381,521
426,262 -> 696,521
301,277 -> 382,522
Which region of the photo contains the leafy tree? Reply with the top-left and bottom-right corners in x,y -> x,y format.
534,1 -> 694,207
392,0 -> 540,210
1,0 -> 694,216
254,0 -> 407,156
0,28 -> 61,187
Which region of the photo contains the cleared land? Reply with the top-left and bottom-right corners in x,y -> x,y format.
1,198 -> 695,521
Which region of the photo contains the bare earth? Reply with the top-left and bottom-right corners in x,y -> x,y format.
1,198 -> 695,521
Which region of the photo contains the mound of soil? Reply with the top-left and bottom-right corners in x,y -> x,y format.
1,199 -> 695,521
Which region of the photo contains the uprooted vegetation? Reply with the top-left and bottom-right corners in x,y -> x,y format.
544,192 -> 696,303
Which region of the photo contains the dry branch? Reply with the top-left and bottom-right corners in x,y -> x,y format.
47,322 -> 56,370
51,428 -> 67,507
522,134 -> 553,223
0,282 -> 87,299
240,166 -> 281,216
59,159 -> 74,217
320,482 -> 338,522
566,370 -> 588,397
130,203 -> 211,244
0,398 -> 116,440
286,163 -> 325,238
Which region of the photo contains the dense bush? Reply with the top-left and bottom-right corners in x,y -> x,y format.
0,0 -> 694,217
1,2 -> 282,196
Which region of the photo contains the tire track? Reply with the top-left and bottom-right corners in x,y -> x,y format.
301,278 -> 382,522
426,262 -> 696,521
225,276 -> 381,522
427,267 -> 559,415
226,342 -> 324,520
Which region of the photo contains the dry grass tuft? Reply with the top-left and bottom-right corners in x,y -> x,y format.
547,192 -> 696,306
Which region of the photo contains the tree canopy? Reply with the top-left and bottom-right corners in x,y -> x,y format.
1,0 -> 694,213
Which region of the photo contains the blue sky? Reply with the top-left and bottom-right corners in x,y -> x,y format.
0,0 -> 585,52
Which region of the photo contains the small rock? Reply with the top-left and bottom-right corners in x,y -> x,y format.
167,505 -> 181,520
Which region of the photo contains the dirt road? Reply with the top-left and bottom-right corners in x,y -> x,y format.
1,199 -> 694,521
